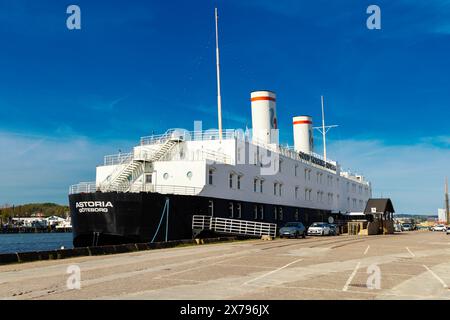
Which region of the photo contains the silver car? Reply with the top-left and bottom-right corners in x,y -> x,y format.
307,222 -> 331,236
432,224 -> 446,232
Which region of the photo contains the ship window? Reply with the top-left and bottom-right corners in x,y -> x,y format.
208,200 -> 214,216
237,203 -> 242,218
229,173 -> 234,189
260,180 -> 264,193
305,188 -> 308,201
208,169 -> 214,185
163,173 -> 169,180
254,178 -> 258,192
279,207 -> 283,221
274,206 -> 278,220
294,209 -> 299,221
259,205 -> 264,219
145,174 -> 152,184
295,165 -> 298,176
295,186 -> 299,199
237,175 -> 242,189
254,205 -> 258,219
279,184 -> 282,196
273,183 -> 277,196
279,159 -> 282,173
304,169 -> 307,180
228,202 -> 234,218
186,171 -> 193,179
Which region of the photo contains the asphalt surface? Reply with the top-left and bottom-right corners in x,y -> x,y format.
1,231 -> 449,300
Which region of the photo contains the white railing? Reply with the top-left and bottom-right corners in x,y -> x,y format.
192,215 -> 277,238
165,148 -> 232,165
69,182 -> 97,194
103,152 -> 133,166
140,129 -> 177,146
140,129 -> 239,146
70,182 -> 203,196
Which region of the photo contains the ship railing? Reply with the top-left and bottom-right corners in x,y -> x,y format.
140,129 -> 239,146
103,152 -> 133,166
69,182 -> 97,194
149,184 -> 203,195
192,215 -> 277,238
114,184 -> 203,195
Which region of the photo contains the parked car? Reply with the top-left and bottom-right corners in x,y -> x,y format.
401,223 -> 412,231
431,224 -> 447,232
329,224 -> 339,236
307,222 -> 331,236
446,227 -> 450,235
279,222 -> 306,238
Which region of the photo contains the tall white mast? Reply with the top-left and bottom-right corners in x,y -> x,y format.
321,95 -> 327,162
313,95 -> 338,164
215,8 -> 223,142
445,177 -> 449,224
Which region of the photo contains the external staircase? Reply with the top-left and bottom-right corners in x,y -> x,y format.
101,136 -> 181,192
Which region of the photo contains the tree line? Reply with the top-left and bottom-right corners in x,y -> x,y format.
0,203 -> 69,219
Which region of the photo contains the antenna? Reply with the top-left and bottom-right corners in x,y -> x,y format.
445,177 -> 449,223
313,95 -> 338,163
215,8 -> 223,142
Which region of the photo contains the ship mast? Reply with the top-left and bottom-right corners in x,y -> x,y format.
215,8 -> 223,142
314,95 -> 338,164
321,96 -> 327,162
445,177 -> 449,224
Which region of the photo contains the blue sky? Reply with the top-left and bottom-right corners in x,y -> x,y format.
0,0 -> 449,214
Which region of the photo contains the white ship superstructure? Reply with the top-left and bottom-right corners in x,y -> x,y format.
71,90 -> 371,215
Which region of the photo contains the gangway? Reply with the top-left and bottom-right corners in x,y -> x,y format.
192,215 -> 277,238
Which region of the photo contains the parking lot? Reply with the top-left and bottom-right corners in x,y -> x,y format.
0,231 -> 449,299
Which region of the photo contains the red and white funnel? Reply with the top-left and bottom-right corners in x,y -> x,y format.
251,90 -> 277,145
293,115 -> 313,154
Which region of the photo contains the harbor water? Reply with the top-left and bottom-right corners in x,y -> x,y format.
0,233 -> 73,254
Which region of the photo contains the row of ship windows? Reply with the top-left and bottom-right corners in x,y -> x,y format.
236,157 -> 370,195
207,169 -> 369,195
208,200 -> 299,221
207,170 -> 368,203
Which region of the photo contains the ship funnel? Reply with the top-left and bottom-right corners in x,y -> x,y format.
251,90 -> 277,145
293,115 -> 313,154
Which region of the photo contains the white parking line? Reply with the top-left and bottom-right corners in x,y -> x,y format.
423,265 -> 448,289
363,245 -> 370,255
243,258 -> 303,285
406,247 -> 415,257
342,262 -> 361,292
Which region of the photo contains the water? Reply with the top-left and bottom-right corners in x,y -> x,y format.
0,233 -> 73,254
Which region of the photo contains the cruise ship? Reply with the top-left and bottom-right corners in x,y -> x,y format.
68,10 -> 372,247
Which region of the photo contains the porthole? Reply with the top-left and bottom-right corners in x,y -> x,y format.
187,171 -> 193,179
163,173 -> 169,180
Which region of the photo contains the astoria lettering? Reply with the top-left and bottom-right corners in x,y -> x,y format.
76,201 -> 113,213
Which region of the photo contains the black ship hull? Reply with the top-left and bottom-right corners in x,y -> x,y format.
69,192 -> 332,247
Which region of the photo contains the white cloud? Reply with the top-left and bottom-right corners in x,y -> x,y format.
0,131 -> 134,205
327,137 -> 450,215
